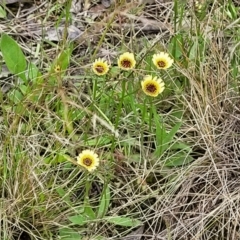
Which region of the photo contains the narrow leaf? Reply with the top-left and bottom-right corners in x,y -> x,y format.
56,187 -> 71,205
68,215 -> 85,225
154,111 -> 167,156
59,227 -> 82,240
97,185 -> 111,218
164,152 -> 194,167
7,89 -> 23,104
0,6 -> 6,18
105,216 -> 142,227
26,62 -> 42,83
84,205 -> 96,220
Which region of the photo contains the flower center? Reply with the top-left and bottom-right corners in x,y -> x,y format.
146,83 -> 157,93
83,158 -> 92,166
96,65 -> 104,73
157,60 -> 166,68
121,59 -> 131,68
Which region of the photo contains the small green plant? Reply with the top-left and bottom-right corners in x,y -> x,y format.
1,0 -> 239,239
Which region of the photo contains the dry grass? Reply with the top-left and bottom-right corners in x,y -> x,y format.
0,0 -> 240,239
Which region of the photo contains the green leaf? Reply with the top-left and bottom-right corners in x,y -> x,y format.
156,122 -> 182,156
58,47 -> 72,70
26,62 -> 42,83
85,136 -> 112,146
154,108 -> 182,157
170,109 -> 184,120
59,227 -> 82,240
164,151 -> 194,167
168,34 -> 183,60
0,6 -> 6,18
170,142 -> 192,152
164,122 -> 182,148
105,216 -> 142,227
68,206 -> 96,226
188,40 -> 198,61
84,205 -> 96,220
51,46 -> 73,74
19,85 -> 28,95
225,2 -> 238,20
0,34 -> 27,81
56,187 -> 72,205
68,215 -> 85,225
154,112 -> 167,156
7,89 -> 24,104
97,185 -> 111,218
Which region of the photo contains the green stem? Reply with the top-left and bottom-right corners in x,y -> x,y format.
84,173 -> 92,204
92,13 -> 116,59
149,98 -> 154,132
115,80 -> 126,128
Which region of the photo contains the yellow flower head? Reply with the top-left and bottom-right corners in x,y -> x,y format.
92,58 -> 109,76
118,52 -> 136,70
54,65 -> 61,73
141,75 -> 165,97
152,52 -> 173,70
77,150 -> 100,172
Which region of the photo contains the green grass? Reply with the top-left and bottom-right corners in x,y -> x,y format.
0,0 -> 240,239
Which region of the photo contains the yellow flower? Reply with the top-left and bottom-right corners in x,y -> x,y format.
54,65 -> 61,73
118,52 -> 136,70
141,75 -> 165,97
77,150 -> 100,172
92,58 -> 109,76
152,52 -> 173,69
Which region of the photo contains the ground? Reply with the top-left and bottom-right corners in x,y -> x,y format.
0,0 -> 240,239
